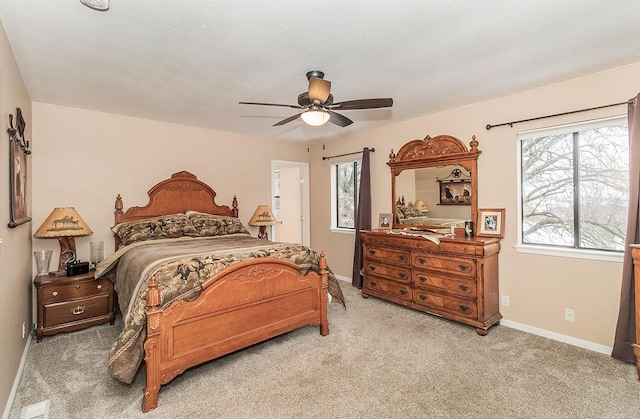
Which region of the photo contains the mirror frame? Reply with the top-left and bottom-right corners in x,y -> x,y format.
389,134 -> 481,231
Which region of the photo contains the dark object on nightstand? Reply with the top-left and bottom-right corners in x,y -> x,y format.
34,271 -> 115,342
66,261 -> 90,276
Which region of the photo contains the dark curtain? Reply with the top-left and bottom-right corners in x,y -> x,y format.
352,148 -> 372,288
612,93 -> 640,362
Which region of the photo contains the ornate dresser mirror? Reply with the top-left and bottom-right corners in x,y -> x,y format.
389,134 -> 480,232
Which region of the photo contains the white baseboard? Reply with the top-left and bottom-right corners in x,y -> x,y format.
500,319 -> 612,355
3,334 -> 32,419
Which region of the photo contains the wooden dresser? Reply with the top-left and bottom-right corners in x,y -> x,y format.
360,229 -> 501,335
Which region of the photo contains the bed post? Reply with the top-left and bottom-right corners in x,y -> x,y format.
143,276 -> 162,412
319,251 -> 329,336
232,195 -> 239,218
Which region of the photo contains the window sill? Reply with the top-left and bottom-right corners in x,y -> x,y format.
515,244 -> 623,263
330,227 -> 356,235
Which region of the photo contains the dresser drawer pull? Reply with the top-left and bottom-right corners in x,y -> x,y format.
76,285 -> 81,289
458,284 -> 470,292
458,305 -> 470,313
369,266 -> 376,271
417,257 -> 426,265
418,294 -> 427,301
52,291 -> 58,297
399,289 -> 408,295
398,272 -> 407,279
463,247 -> 468,253
72,306 -> 86,315
397,254 -> 407,261
417,276 -> 427,283
457,264 -> 470,272
97,284 -> 102,289
369,281 -> 377,287
368,250 -> 377,256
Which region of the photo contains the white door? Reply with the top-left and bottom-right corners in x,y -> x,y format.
271,161 -> 310,246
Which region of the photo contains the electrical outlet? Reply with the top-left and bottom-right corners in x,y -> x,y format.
564,308 -> 575,323
22,322 -> 26,338
501,295 -> 510,307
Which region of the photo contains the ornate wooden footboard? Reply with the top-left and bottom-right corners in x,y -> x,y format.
143,255 -> 329,412
111,171 -> 331,412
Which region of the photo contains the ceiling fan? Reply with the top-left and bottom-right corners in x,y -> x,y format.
239,70 -> 393,127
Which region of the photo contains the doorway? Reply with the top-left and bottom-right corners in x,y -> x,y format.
271,160 -> 310,246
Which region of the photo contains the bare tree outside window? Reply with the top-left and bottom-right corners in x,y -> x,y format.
335,160 -> 361,229
521,122 -> 628,251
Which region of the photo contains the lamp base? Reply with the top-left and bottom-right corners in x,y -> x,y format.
257,226 -> 269,240
57,236 -> 77,275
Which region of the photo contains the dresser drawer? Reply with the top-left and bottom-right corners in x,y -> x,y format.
41,278 -> 112,304
413,271 -> 477,299
362,234 -> 412,248
364,277 -> 412,301
365,245 -> 411,266
42,294 -> 112,327
412,253 -> 476,278
365,262 -> 410,283
413,290 -> 477,319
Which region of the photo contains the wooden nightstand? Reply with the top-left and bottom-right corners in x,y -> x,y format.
34,271 -> 115,342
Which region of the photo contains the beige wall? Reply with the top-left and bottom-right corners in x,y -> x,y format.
0,21 -> 32,413
310,61 -> 640,349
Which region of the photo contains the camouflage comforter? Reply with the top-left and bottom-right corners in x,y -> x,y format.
95,234 -> 345,384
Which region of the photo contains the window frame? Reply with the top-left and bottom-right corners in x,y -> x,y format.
515,115 -> 627,263
330,158 -> 361,233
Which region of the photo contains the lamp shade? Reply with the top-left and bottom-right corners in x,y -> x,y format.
34,207 -> 93,238
413,200 -> 429,212
80,0 -> 110,11
300,109 -> 330,126
248,205 -> 276,226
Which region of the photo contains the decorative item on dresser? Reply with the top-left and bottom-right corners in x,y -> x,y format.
361,134 -> 501,335
629,244 -> 640,380
34,271 -> 115,342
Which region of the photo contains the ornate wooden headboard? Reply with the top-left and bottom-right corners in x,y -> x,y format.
113,171 -> 239,249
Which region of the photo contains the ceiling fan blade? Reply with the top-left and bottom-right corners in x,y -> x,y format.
308,77 -> 331,104
330,98 -> 393,110
239,101 -> 303,109
328,111 -> 353,127
273,114 -> 301,126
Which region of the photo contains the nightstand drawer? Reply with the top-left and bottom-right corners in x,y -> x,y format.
43,294 -> 112,327
41,278 -> 111,304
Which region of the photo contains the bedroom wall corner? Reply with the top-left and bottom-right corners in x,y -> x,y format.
0,20 -> 33,416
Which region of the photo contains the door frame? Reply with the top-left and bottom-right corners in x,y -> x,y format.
271,160 -> 310,246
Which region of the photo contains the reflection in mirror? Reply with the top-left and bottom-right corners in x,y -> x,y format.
395,166 -> 471,227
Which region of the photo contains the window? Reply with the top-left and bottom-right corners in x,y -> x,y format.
518,116 -> 628,254
331,159 -> 361,230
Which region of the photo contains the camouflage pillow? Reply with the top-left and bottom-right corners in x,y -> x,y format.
186,211 -> 249,237
112,213 -> 198,246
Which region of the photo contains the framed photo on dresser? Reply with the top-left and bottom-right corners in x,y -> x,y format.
477,208 -> 505,238
378,212 -> 392,230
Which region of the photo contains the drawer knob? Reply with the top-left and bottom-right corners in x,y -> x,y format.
368,250 -> 376,256
97,284 -> 102,289
369,281 -> 377,287
463,247 -> 468,253
398,254 -> 407,261
76,285 -> 81,289
72,306 -> 86,315
418,276 -> 427,283
418,294 -> 427,301
458,264 -> 470,272
52,291 -> 58,296
399,289 -> 408,295
369,266 -> 376,271
458,305 -> 470,313
398,272 -> 407,279
458,284 -> 470,292
417,258 -> 426,265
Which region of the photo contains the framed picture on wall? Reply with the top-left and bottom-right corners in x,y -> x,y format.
378,212 -> 392,230
7,109 -> 32,228
438,180 -> 471,205
477,208 -> 505,238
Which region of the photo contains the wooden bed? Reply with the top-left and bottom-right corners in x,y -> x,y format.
111,171 -> 330,412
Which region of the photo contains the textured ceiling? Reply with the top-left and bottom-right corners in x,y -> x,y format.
1,1 -> 639,143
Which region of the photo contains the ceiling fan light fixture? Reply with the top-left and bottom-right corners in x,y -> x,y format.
80,0 -> 110,11
301,109 -> 330,126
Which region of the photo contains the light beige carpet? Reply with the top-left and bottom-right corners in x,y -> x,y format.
9,284 -> 640,418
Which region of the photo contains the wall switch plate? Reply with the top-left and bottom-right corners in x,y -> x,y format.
501,295 -> 510,307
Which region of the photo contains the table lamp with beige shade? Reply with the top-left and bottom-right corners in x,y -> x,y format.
33,207 -> 93,275
248,205 -> 276,240
413,200 -> 429,213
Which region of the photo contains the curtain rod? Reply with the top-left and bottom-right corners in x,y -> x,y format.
322,147 -> 375,160
485,99 -> 635,130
